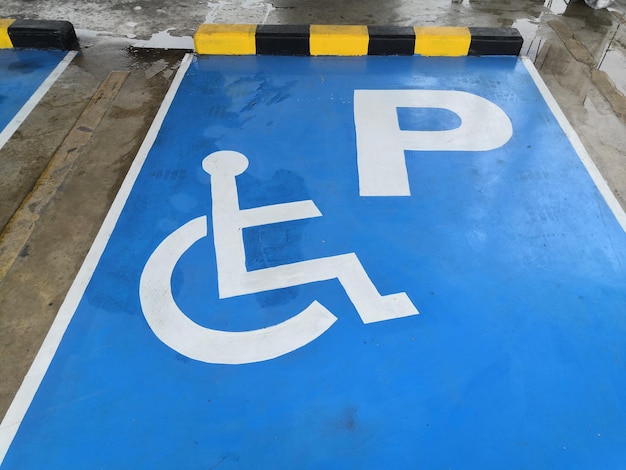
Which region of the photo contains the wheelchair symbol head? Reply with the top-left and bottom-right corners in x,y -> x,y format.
202,150 -> 249,177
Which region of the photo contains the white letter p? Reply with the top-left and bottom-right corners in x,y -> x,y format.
354,90 -> 513,196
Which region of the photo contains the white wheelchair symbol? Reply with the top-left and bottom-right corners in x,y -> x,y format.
139,150 -> 418,365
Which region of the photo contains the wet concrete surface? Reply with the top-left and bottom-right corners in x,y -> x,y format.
0,0 -> 625,424
0,43 -> 185,417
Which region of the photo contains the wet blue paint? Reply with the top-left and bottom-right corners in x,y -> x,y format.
3,55 -> 626,469
0,49 -> 66,134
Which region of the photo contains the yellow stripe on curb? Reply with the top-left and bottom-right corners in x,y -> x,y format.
414,27 -> 471,56
310,25 -> 369,56
0,19 -> 16,49
194,24 -> 257,55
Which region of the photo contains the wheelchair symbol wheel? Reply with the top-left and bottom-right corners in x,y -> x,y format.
139,151 -> 418,365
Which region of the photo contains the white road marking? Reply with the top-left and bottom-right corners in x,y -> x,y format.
354,89 -> 513,196
139,150 -> 418,365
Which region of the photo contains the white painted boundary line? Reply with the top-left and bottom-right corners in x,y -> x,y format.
0,53 -> 194,464
522,57 -> 626,233
0,51 -> 78,152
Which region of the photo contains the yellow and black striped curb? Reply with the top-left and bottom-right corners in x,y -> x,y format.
194,25 -> 523,57
0,19 -> 77,50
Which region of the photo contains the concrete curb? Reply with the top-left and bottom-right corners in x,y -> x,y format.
0,19 -> 78,50
194,25 -> 523,56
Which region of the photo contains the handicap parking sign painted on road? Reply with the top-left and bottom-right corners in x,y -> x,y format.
2,54 -> 626,468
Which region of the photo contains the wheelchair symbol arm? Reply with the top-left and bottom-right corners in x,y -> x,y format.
238,201 -> 321,228
205,151 -> 321,229
139,216 -> 337,365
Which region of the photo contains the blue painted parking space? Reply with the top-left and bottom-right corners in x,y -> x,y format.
0,49 -> 73,149
2,54 -> 626,468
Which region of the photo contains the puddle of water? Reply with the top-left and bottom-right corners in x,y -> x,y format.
513,18 -> 542,58
544,0 -> 569,15
595,21 -> 626,95
599,45 -> 626,95
132,29 -> 194,49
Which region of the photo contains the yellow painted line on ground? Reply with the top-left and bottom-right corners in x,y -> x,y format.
0,71 -> 129,281
414,27 -> 471,56
194,24 -> 257,55
0,19 -> 16,49
310,25 -> 369,56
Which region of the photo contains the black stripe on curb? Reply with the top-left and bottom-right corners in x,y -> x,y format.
367,26 -> 416,56
468,27 -> 523,56
8,20 -> 78,50
256,25 -> 310,56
